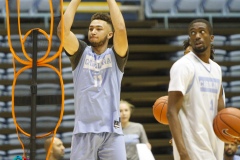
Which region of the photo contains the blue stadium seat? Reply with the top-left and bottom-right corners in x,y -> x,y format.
170,35 -> 188,46
7,117 -> 31,129
220,65 -> 228,77
61,52 -> 70,64
0,134 -> 7,145
213,49 -> 227,61
202,0 -> 228,13
37,83 -> 60,95
0,101 -> 6,112
9,0 -> 34,12
228,50 -> 240,61
36,116 -> 59,129
212,35 -> 227,46
0,150 -> 6,160
0,35 -> 3,47
36,67 -> 59,80
61,132 -> 73,144
227,34 -> 240,46
64,83 -> 74,96
0,85 -> 5,96
175,0 -> 201,13
7,102 -> 31,113
227,0 -> 240,13
0,0 -> 5,14
64,98 -> 74,112
62,67 -> 73,80
228,81 -> 240,92
7,84 -> 30,96
0,68 -> 5,80
229,65 -> 240,77
0,117 -> 6,129
36,148 -> 45,160
229,96 -> 240,108
0,52 -> 6,63
37,0 -> 59,13
61,115 -> 74,128
149,0 -> 176,13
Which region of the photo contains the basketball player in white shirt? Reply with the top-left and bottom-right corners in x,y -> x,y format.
167,19 -> 225,160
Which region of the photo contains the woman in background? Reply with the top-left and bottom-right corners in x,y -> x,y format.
120,100 -> 151,160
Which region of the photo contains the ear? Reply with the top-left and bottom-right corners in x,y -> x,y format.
210,35 -> 214,43
108,32 -> 113,39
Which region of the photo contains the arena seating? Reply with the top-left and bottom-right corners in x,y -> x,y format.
145,0 -> 240,28
0,1 -> 240,159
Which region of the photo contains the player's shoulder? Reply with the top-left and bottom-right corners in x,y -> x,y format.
172,52 -> 195,70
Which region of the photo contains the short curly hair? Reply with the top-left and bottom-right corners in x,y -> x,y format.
91,12 -> 113,31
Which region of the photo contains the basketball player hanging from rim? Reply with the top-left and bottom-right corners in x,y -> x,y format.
57,0 -> 128,159
167,19 -> 225,160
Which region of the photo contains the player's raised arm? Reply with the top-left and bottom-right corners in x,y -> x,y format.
57,0 -> 80,55
107,0 -> 128,57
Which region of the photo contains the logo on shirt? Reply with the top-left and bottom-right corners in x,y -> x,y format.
199,76 -> 220,93
114,119 -> 120,129
84,54 -> 112,71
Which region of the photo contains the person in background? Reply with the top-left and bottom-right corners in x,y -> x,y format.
183,39 -> 193,55
224,142 -> 240,160
120,100 -> 151,160
44,137 -> 65,160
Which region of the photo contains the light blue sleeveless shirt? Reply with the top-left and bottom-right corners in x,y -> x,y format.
66,41 -> 128,135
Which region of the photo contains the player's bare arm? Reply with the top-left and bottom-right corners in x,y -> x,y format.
167,91 -> 191,160
107,0 -> 128,57
57,0 -> 80,55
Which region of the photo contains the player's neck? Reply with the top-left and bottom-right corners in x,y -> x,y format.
91,43 -> 108,55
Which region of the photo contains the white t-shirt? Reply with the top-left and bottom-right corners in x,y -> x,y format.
169,52 -> 224,160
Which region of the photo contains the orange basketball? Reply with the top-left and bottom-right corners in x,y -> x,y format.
152,96 -> 168,125
213,107 -> 240,143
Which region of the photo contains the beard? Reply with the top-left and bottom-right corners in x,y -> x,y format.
193,46 -> 207,54
224,151 -> 235,157
89,35 -> 108,47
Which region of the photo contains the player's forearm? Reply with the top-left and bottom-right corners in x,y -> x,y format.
168,113 -> 190,159
107,0 -> 126,31
167,92 -> 190,159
